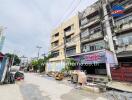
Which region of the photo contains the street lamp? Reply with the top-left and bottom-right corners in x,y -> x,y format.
36,46 -> 42,59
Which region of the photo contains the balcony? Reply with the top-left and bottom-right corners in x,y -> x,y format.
51,36 -> 59,43
51,41 -> 59,50
82,41 -> 106,53
64,30 -> 74,37
81,31 -> 103,43
66,36 -> 76,47
66,46 -> 76,57
114,21 -> 132,33
51,45 -> 59,50
66,51 -> 76,57
80,16 -> 100,29
82,1 -> 99,18
116,45 -> 132,53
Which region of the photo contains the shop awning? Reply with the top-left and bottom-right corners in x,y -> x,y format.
68,49 -> 116,64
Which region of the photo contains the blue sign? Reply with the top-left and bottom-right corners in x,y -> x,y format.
111,5 -> 124,17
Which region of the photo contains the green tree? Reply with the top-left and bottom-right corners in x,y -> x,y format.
39,54 -> 53,72
66,58 -> 76,70
61,58 -> 76,72
5,53 -> 21,65
31,54 -> 52,73
38,58 -> 45,72
31,60 -> 39,72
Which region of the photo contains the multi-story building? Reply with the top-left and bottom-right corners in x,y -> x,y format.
47,0 -> 132,82
108,0 -> 132,82
47,15 -> 80,72
68,0 -> 116,81
79,1 -> 106,54
110,0 -> 132,60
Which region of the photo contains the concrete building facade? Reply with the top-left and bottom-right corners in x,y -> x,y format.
71,0 -> 116,81
47,15 -> 80,72
77,0 -> 132,82
108,0 -> 132,82
48,0 -> 132,82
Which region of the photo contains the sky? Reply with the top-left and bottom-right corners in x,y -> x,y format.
0,0 -> 97,58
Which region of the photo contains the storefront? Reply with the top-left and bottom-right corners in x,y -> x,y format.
68,49 -> 116,80
46,60 -> 65,72
111,51 -> 132,82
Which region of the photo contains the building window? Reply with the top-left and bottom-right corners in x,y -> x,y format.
51,50 -> 59,58
66,46 -> 76,56
64,24 -> 74,33
82,41 -> 105,53
90,45 -> 95,51
54,32 -> 59,37
89,25 -> 101,35
129,37 -> 132,44
65,34 -> 74,43
51,40 -> 59,47
52,32 -> 59,38
118,35 -> 132,46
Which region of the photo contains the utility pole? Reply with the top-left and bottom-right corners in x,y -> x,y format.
63,29 -> 67,68
36,46 -> 42,60
100,0 -> 118,80
102,0 -> 118,64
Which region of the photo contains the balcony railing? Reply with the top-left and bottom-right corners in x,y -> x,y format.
82,42 -> 107,53
80,16 -> 100,28
66,51 -> 76,56
116,45 -> 132,53
81,31 -> 103,42
81,1 -> 99,18
114,20 -> 132,33
51,36 -> 59,43
66,37 -> 76,47
51,43 -> 59,50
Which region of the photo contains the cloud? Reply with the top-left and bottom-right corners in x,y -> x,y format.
0,0 -> 97,57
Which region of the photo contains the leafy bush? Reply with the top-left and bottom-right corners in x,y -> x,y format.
61,58 -> 76,72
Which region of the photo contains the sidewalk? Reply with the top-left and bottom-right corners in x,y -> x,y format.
107,81 -> 132,92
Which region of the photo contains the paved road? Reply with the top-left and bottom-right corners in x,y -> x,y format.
19,73 -> 107,100
0,83 -> 23,100
1,73 -> 131,100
